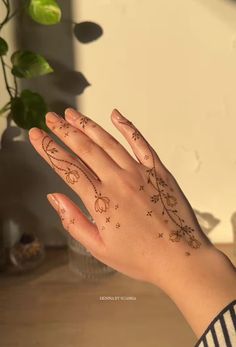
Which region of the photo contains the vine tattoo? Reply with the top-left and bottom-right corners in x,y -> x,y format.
118,119 -> 201,253
42,136 -> 110,214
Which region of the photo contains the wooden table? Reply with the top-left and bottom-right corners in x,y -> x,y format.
0,244 -> 235,347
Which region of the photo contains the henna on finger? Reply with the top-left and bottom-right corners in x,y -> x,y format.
117,115 -> 202,253
42,136 -> 111,214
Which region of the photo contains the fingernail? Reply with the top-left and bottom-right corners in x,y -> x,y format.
65,108 -> 79,121
112,109 -> 125,121
46,112 -> 61,124
29,127 -> 43,140
47,194 -> 59,211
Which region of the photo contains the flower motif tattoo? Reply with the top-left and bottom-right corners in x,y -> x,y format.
132,130 -> 141,141
65,168 -> 80,184
164,193 -> 177,207
59,121 -> 69,130
42,136 -> 110,214
95,194 -> 110,213
150,194 -> 160,203
118,118 -> 202,252
80,117 -> 89,129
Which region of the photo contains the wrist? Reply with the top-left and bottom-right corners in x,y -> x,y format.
151,245 -> 236,337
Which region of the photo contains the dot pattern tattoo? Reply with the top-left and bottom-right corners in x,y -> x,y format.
80,116 -> 89,128
42,136 -> 110,214
118,118 -> 202,252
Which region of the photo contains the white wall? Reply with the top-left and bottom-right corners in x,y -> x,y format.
72,0 -> 236,243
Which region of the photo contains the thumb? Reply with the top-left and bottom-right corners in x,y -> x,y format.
47,193 -> 105,256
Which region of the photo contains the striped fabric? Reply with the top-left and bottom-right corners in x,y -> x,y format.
195,300 -> 236,347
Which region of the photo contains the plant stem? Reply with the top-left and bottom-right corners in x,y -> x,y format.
0,0 -> 10,30
0,56 -> 13,98
0,101 -> 11,116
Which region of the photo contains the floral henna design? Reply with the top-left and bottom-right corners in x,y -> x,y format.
42,136 -> 110,214
118,119 -> 201,251
146,165 -> 201,250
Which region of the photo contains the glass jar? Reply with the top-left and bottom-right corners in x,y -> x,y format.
9,233 -> 45,271
67,235 -> 115,280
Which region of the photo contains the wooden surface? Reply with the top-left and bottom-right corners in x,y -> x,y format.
0,244 -> 235,347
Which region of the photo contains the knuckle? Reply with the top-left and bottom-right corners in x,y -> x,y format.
79,140 -> 94,156
105,138 -> 120,151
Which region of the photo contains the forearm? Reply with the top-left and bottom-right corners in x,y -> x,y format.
153,246 -> 236,338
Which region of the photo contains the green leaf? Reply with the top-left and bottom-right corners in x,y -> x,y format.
27,0 -> 61,25
11,50 -> 53,78
11,89 -> 48,130
0,37 -> 8,56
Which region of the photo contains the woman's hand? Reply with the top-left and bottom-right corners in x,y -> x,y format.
29,108 -> 236,338
29,108 -> 212,287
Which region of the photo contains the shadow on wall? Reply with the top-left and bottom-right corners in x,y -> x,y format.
195,0 -> 236,30
0,0 -> 103,246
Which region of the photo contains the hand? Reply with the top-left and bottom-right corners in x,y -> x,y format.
29,109 -> 236,338
29,108 -> 212,287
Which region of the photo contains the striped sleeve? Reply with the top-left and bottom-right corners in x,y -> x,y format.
195,300 -> 236,347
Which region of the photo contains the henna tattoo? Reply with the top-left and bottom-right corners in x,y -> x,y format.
116,222 -> 121,229
101,226 -> 105,231
58,121 -> 69,130
139,185 -> 144,191
59,208 -> 65,222
146,211 -> 152,217
42,136 -> 110,213
80,117 -> 89,128
147,164 -> 201,250
70,219 -> 75,224
118,118 -> 202,251
185,252 -> 191,256
64,131 -> 69,137
158,233 -> 163,238
106,217 -> 110,223
150,194 -> 159,203
114,204 -> 119,210
132,130 -> 141,141
94,194 -> 110,213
